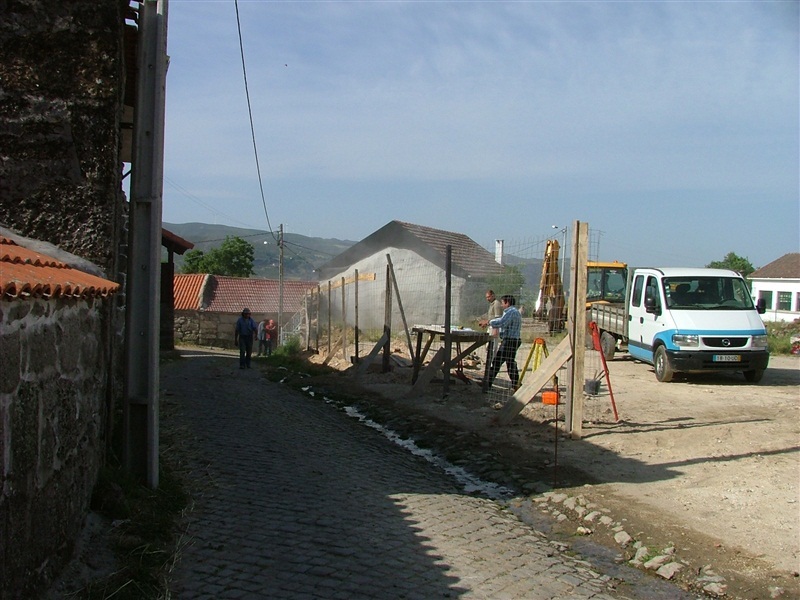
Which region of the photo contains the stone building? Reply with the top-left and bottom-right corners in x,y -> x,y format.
0,2 -> 136,597
173,274 -> 317,349
316,220 -> 505,330
0,234 -> 120,598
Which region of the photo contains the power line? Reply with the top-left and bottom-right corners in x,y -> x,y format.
234,0 -> 278,244
164,176 -> 254,229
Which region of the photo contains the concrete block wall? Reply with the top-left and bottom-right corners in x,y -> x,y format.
0,297 -> 110,599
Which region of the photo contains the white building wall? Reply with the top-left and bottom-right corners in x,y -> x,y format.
751,278 -> 800,322
321,247 -> 471,331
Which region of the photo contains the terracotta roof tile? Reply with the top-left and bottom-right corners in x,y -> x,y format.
173,274 -> 317,314
203,276 -> 317,314
749,253 -> 800,279
173,273 -> 206,310
0,236 -> 120,300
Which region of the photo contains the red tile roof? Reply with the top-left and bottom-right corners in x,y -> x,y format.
749,253 -> 800,279
173,273 -> 207,310
173,274 -> 317,314
200,276 -> 317,314
0,236 -> 120,300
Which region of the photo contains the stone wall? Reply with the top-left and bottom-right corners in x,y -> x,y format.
0,1 -> 129,598
0,0 -> 128,275
0,297 -> 112,599
175,311 -> 239,350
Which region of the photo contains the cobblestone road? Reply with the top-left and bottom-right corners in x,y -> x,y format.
163,350 -> 651,599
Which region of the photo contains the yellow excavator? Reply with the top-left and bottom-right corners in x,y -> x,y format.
534,239 -> 566,332
586,261 -> 627,308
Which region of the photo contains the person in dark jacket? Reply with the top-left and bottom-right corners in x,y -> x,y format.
234,308 -> 258,369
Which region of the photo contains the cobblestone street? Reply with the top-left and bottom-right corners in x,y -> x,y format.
163,350 -> 686,599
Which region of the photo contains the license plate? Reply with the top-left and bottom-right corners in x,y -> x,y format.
713,355 -> 741,362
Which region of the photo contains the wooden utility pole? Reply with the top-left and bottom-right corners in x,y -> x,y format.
278,224 -> 284,346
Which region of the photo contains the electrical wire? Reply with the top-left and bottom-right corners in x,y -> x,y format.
234,0 -> 278,244
164,176 -> 254,229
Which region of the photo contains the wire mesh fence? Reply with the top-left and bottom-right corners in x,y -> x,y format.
278,225 -> 621,427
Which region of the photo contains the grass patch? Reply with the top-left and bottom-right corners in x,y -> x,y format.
76,458 -> 188,599
765,319 -> 800,355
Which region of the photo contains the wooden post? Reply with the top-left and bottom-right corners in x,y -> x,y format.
383,263 -> 392,372
354,269 -> 359,362
443,245 -> 452,398
386,254 -> 415,360
327,280 -> 332,358
340,276 -> 347,363
314,285 -> 320,352
565,221 -> 590,437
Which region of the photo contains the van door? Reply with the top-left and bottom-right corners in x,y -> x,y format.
628,273 -> 668,363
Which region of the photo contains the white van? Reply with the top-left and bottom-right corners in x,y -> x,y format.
590,268 -> 770,382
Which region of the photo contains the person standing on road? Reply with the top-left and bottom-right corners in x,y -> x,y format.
257,317 -> 268,356
483,295 -> 522,392
235,308 -> 258,369
265,319 -> 277,356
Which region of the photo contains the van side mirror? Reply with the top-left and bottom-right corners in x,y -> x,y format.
756,298 -> 766,314
644,295 -> 660,315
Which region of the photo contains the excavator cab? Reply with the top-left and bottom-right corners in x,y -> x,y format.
586,261 -> 627,307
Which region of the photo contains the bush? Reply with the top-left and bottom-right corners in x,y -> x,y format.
765,319 -> 800,355
274,336 -> 302,357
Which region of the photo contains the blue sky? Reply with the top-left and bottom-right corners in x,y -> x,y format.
162,0 -> 798,268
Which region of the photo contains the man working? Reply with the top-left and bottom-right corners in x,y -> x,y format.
478,289 -> 504,388
481,295 -> 522,392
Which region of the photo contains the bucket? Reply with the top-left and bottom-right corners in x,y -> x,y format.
542,390 -> 559,405
584,379 -> 601,395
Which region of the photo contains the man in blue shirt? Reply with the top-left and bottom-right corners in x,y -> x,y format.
485,295 -> 522,391
234,308 -> 258,369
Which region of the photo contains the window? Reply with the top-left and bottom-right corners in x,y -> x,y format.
631,275 -> 645,307
795,293 -> 800,313
758,290 -> 773,310
777,291 -> 792,311
646,276 -> 661,310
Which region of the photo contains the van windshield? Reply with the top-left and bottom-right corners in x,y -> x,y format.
663,276 -> 754,310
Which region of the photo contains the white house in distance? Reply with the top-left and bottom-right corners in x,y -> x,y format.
748,253 -> 800,323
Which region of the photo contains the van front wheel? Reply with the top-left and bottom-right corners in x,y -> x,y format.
743,369 -> 764,383
654,346 -> 674,382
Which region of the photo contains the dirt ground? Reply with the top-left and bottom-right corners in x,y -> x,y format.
304,339 -> 800,600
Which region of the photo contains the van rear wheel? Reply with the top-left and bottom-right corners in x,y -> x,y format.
654,346 -> 673,382
600,331 -> 616,360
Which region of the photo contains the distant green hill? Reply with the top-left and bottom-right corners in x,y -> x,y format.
163,223 -> 547,295
163,222 -> 356,280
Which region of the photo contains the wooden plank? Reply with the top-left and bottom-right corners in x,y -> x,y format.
405,347 -> 446,399
495,335 -> 573,425
322,337 -> 343,366
387,254 -> 414,360
325,272 -> 376,290
355,331 -> 389,377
